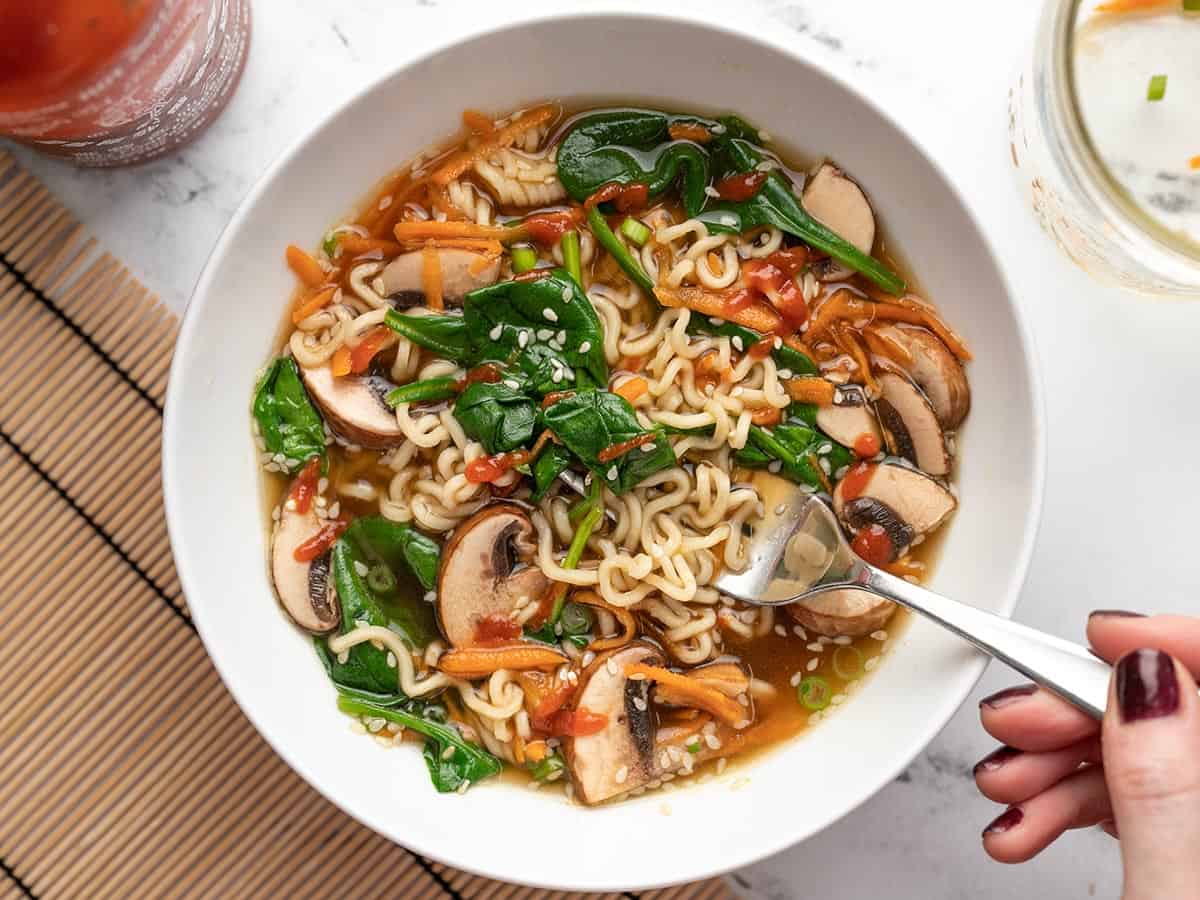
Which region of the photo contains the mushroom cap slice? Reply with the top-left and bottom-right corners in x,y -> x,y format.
565,641 -> 664,805
833,461 -> 957,554
875,373 -> 950,476
301,364 -> 404,450
378,248 -> 501,308
436,504 -> 552,648
877,325 -> 970,429
270,503 -> 338,633
815,384 -> 882,450
801,163 -> 876,281
786,588 -> 895,637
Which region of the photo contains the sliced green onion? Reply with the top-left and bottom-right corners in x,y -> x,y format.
511,245 -> 538,273
1147,74 -> 1168,102
322,232 -> 339,259
587,207 -> 655,295
559,601 -> 594,636
529,752 -> 566,782
797,676 -> 831,711
366,563 -> 397,594
832,646 -> 864,680
686,740 -> 702,754
560,230 -> 582,285
620,217 -> 652,246
385,376 -> 458,407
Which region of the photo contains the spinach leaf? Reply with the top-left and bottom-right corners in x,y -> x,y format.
511,342 -> 579,396
453,380 -> 538,453
252,358 -> 326,473
385,376 -> 458,407
384,311 -> 474,363
320,518 -> 441,697
737,416 -> 854,490
464,271 -> 607,386
541,390 -> 676,494
685,316 -> 819,375
556,108 -> 713,216
699,129 -> 905,295
336,696 -> 503,793
531,443 -> 574,502
525,622 -> 588,650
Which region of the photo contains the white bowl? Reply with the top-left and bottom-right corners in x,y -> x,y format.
164,10 -> 1044,892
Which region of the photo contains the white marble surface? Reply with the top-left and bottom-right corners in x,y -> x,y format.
8,1 -> 1199,897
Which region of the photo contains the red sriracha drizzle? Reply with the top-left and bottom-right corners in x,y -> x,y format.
743,258 -> 809,328
713,170 -> 767,201
473,613 -> 522,645
287,457 -> 321,514
523,209 -> 583,246
853,432 -> 881,459
851,524 -> 893,566
584,181 -> 650,213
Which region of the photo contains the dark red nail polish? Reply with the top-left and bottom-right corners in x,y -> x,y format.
983,807 -> 1023,836
974,746 -> 1022,775
1089,610 -> 1146,619
980,684 -> 1037,710
1116,649 -> 1179,722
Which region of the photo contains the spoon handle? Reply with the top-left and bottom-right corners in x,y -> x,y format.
852,564 -> 1112,719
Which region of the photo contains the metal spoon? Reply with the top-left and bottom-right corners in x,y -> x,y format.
713,479 -> 1114,718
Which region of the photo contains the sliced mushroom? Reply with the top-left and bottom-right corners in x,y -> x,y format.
270,502 -> 338,633
832,460 -> 957,559
815,384 -> 882,451
378,248 -> 501,308
874,373 -> 950,476
801,163 -> 876,281
301,364 -> 404,450
564,642 -> 663,805
876,325 -> 970,429
436,504 -> 552,648
786,588 -> 895,638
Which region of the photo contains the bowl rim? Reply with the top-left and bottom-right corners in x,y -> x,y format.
163,7 -> 1046,891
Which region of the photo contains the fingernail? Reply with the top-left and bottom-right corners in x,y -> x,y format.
1089,609 -> 1146,619
980,684 -> 1037,710
974,746 -> 1022,775
983,807 -> 1023,836
1116,649 -> 1180,723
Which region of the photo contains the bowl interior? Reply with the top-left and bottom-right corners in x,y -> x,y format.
164,12 -> 1042,892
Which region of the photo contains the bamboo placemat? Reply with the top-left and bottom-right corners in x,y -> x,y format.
0,149 -> 737,900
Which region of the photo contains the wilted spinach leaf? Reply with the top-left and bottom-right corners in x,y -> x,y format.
541,390 -> 676,494
736,415 -> 853,491
252,358 -> 326,473
685,317 -> 818,376
531,443 -> 574,502
454,380 -> 539,453
384,311 -> 474,363
336,696 -> 502,793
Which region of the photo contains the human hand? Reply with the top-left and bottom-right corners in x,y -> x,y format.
974,612 -> 1200,900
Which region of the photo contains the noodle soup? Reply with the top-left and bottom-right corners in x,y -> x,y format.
252,103 -> 970,804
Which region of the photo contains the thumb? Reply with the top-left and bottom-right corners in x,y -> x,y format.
1102,649 -> 1200,900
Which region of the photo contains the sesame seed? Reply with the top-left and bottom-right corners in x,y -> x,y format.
615,765 -> 629,784
353,560 -> 369,576
806,642 -> 823,653
792,625 -> 807,639
503,379 -> 520,389
704,185 -> 720,198
545,306 -> 560,322
633,696 -> 647,711
555,330 -> 566,343
731,336 -> 744,352
386,652 -> 396,668
807,657 -> 820,671
705,733 -> 721,749
337,651 -> 349,664
865,657 -> 879,671
708,316 -> 725,325
831,693 -> 846,706
834,635 -> 853,646
606,465 -> 618,480
517,330 -> 529,348
457,779 -> 471,794
423,590 -> 436,603
537,328 -> 554,340
774,624 -> 787,637
366,717 -> 386,733
871,630 -> 889,641
789,672 -> 802,687
442,745 -> 456,760
489,324 -> 503,340
560,287 -> 572,301
767,460 -> 782,473
778,368 -> 793,379
606,658 -> 618,676
578,340 -> 591,353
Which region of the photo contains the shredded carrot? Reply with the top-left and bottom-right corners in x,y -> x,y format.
338,235 -> 403,256
432,104 -> 557,186
286,244 -> 327,288
782,376 -> 837,406
394,219 -> 525,244
330,345 -> 353,377
462,108 -> 495,135
1096,0 -> 1169,11
831,322 -> 878,394
291,286 -> 337,325
1190,155 -> 1200,171
349,326 -> 393,374
861,323 -> 913,365
668,122 -> 713,144
511,733 -> 526,765
626,663 -> 746,726
524,739 -> 549,763
613,376 -> 649,404
569,591 -> 638,653
807,451 -> 834,495
422,244 -> 444,311
810,290 -> 970,361
748,406 -> 783,426
438,645 -> 567,679
654,285 -> 786,336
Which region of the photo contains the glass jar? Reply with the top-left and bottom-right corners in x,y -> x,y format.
1010,0 -> 1200,296
0,0 -> 251,167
